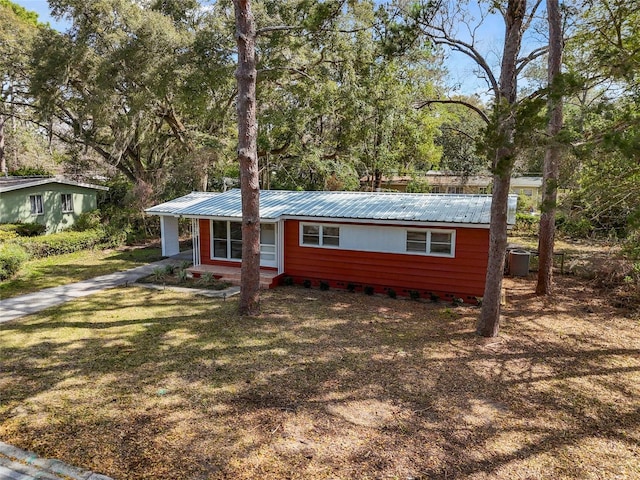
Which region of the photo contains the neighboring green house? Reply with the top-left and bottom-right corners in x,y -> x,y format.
0,177 -> 108,233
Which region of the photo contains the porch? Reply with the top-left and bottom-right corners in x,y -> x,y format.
186,264 -> 281,289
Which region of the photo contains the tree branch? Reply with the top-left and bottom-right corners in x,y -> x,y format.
415,99 -> 490,124
516,45 -> 549,75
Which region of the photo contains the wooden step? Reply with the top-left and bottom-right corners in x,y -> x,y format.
187,265 -> 279,289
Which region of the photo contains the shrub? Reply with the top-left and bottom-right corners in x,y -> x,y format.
319,280 -> 330,291
0,229 -> 17,242
623,230 -> 640,260
0,224 -> 19,233
283,276 -> 294,286
9,167 -> 51,176
409,290 -> 420,301
430,293 -> 440,303
177,269 -> 188,283
303,279 -> 312,288
347,283 -> 356,293
387,288 -> 397,299
364,285 -> 375,295
199,272 -> 216,286
514,213 -> 539,236
74,210 -> 102,231
14,229 -> 105,258
556,213 -> 594,239
151,267 -> 166,282
16,222 -> 46,237
164,264 -> 176,275
0,243 -> 30,280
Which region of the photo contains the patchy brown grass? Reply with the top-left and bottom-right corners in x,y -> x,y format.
1,277 -> 639,480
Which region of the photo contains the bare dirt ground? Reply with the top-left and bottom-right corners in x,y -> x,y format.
1,272 -> 639,479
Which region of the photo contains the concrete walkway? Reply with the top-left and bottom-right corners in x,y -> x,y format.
0,250 -> 238,324
0,441 -> 112,480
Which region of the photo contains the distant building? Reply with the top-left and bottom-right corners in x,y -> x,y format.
360,172 -> 544,204
0,177 -> 108,233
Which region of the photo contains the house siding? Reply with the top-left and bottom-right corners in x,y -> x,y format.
283,219 -> 489,300
197,218 -> 490,300
0,184 -> 99,233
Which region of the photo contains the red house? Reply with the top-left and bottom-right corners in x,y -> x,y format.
146,189 -> 517,302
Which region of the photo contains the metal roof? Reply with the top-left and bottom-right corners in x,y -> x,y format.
0,176 -> 109,193
145,191 -> 220,215
147,189 -> 518,226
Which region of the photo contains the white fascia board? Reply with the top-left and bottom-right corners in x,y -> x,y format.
154,213 -> 491,229
280,215 -> 490,229
165,214 -> 280,223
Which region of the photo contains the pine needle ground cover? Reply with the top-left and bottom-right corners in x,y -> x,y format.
0,278 -> 638,479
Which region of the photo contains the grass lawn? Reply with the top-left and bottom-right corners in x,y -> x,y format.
1,276 -> 639,479
0,246 -> 163,300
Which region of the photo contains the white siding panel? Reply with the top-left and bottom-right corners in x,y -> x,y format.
160,216 -> 180,257
340,224 -> 407,254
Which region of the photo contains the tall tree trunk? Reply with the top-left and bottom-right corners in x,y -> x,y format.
477,0 -> 526,337
0,115 -> 6,175
536,0 -> 563,295
233,0 -> 261,316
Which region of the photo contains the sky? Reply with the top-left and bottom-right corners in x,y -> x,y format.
10,0 -> 540,98
12,0 -> 69,30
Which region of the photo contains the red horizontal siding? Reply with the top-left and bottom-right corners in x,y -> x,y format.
197,218 -> 490,300
199,219 -> 211,263
283,220 -> 489,299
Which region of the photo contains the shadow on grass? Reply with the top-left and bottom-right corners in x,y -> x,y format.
1,279 -> 639,479
0,246 -> 164,300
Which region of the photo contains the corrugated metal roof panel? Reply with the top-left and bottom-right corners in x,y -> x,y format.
146,189 -> 518,225
145,192 -> 220,215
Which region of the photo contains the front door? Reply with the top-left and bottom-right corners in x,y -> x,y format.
260,223 -> 277,268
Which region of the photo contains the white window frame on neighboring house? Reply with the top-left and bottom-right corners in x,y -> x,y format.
61,193 -> 73,213
405,229 -> 455,257
30,195 -> 44,215
300,223 -> 341,248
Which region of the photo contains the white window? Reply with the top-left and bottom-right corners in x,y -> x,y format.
301,223 -> 340,247
211,220 -> 243,260
61,193 -> 73,213
405,229 -> 455,257
447,186 -> 464,194
30,195 -> 43,215
430,186 -> 441,193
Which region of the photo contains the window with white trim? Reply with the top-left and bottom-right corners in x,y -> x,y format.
447,186 -> 464,194
405,229 -> 454,256
61,193 -> 73,213
30,195 -> 43,215
211,220 -> 243,260
301,223 -> 340,247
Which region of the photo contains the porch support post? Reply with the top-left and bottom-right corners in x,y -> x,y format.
160,215 -> 180,257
